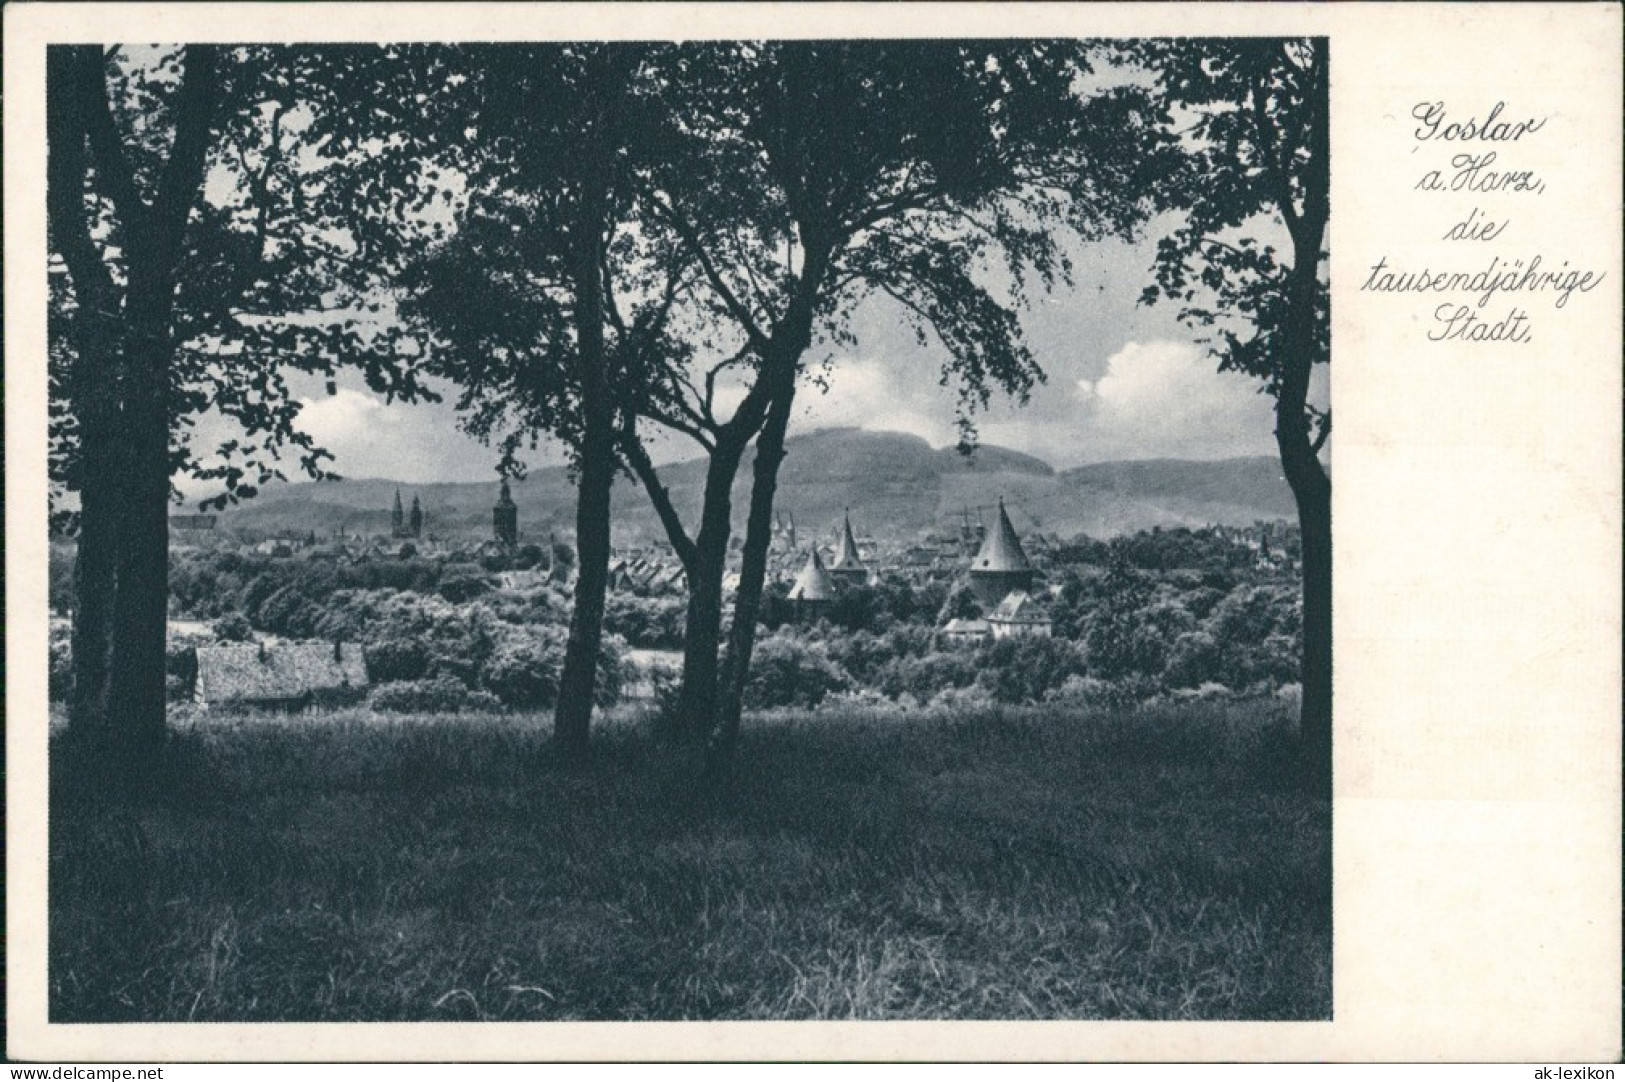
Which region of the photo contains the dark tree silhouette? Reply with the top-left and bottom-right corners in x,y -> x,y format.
399,44 -> 697,757
625,41 -> 1170,769
1137,38 -> 1331,775
48,45 -> 435,778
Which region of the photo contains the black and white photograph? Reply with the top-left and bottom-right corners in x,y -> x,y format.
6,0 -> 1619,1065
40,31 -> 1332,1025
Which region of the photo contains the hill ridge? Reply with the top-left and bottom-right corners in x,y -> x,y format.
209,429 -> 1296,542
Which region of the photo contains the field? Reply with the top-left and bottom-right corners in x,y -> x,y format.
49,701 -> 1330,1021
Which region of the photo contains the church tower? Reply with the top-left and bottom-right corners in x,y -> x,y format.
391,488 -> 406,538
409,495 -> 424,538
828,509 -> 868,586
493,477 -> 519,549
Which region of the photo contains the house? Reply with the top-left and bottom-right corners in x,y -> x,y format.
498,569 -> 551,592
987,590 -> 1052,640
941,617 -> 991,644
194,641 -> 369,710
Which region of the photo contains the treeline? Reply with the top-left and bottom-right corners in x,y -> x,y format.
743,565 -> 1299,712
46,523 -> 1300,715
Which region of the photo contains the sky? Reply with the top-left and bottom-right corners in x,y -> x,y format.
232,221 -> 1326,489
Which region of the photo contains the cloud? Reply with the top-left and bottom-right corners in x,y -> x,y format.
790,355 -> 955,447
286,384 -> 515,482
1063,339 -> 1286,462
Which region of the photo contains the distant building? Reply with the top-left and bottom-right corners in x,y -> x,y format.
170,514 -> 218,532
968,498 -> 1035,607
787,547 -> 835,614
391,488 -> 407,538
987,590 -> 1052,639
194,641 -> 368,711
828,510 -> 868,586
493,477 -> 519,549
772,511 -> 798,551
409,495 -> 424,538
941,617 -> 991,644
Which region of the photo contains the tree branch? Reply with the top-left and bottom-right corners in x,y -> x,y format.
1249,74 -> 1302,249
74,48 -> 147,221
148,46 -> 221,258
647,188 -> 772,351
619,429 -> 698,569
47,48 -> 120,311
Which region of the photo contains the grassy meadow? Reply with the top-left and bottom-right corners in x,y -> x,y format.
49,700 -> 1330,1021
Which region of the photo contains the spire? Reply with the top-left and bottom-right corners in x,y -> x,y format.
492,474 -> 518,548
972,498 -> 1032,573
832,508 -> 864,570
391,488 -> 404,533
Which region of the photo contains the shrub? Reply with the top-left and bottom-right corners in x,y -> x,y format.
213,612 -> 255,643
165,643 -> 198,697
369,676 -> 501,714
877,649 -> 978,701
604,595 -> 686,649
1164,630 -> 1222,689
439,567 -> 495,604
975,636 -> 1089,705
482,637 -> 561,710
364,639 -> 431,684
744,634 -> 850,709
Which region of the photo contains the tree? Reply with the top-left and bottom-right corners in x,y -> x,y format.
48,44 -> 436,776
400,44 -> 695,757
629,41 -> 1169,770
1137,39 -> 1331,773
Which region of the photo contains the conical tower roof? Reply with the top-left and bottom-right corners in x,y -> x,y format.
788,547 -> 835,602
831,509 -> 865,570
971,499 -> 1031,573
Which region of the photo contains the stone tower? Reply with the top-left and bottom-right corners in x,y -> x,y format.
409,495 -> 424,539
493,477 -> 519,549
968,498 -> 1034,607
391,488 -> 406,538
787,547 -> 835,614
828,509 -> 868,586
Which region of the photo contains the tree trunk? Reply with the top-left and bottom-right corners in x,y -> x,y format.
51,45 -> 218,774
68,454 -> 118,740
709,370 -> 798,773
673,542 -> 726,737
104,345 -> 173,761
49,47 -> 119,747
552,170 -> 615,759
1271,41 -> 1331,784
1293,467 -> 1332,771
555,435 -> 614,756
669,441 -> 747,738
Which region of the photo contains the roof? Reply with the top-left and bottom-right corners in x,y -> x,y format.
971,499 -> 1032,574
787,548 -> 835,602
989,590 -> 1050,623
942,618 -> 991,635
195,642 -> 368,706
831,511 -> 865,570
